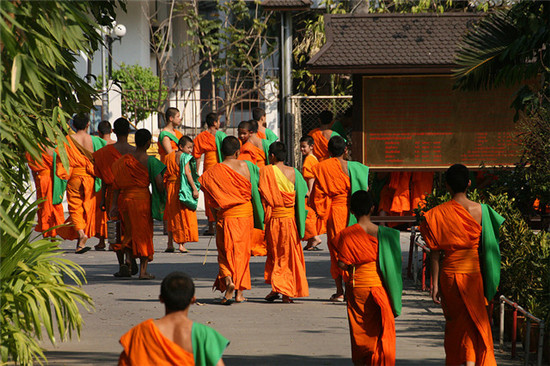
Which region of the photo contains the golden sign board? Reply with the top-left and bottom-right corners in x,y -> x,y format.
362,75 -> 520,169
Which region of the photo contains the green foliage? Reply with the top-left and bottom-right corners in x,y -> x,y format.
1,196 -> 94,364
1,1 -> 123,363
454,1 -> 550,112
101,63 -> 168,123
418,189 -> 550,326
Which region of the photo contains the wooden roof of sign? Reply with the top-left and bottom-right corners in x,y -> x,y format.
261,0 -> 312,11
308,13 -> 484,74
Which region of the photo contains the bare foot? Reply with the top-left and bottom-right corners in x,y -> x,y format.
139,273 -> 155,280
225,281 -> 235,301
178,244 -> 188,253
235,292 -> 247,303
282,295 -> 294,303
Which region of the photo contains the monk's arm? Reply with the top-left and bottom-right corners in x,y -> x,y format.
161,136 -> 173,155
216,359 -> 225,366
100,184 -> 107,211
184,162 -> 199,199
154,173 -> 165,193
306,178 -> 314,197
430,250 -> 441,304
337,260 -> 350,271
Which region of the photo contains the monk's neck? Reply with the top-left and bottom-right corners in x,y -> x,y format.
164,308 -> 191,318
114,135 -> 128,144
134,149 -> 148,158
223,155 -> 238,162
357,215 -> 377,236
164,124 -> 176,133
319,125 -> 331,131
334,156 -> 346,163
75,130 -> 88,137
452,192 -> 469,204
274,161 -> 285,169
207,126 -> 217,135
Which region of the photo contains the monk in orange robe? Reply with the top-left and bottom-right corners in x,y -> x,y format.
57,113 -> 96,253
164,136 -> 199,253
311,136 -> 351,302
308,110 -> 335,161
420,164 -> 497,365
192,112 -> 221,236
237,120 -> 267,256
158,107 -> 184,250
336,191 -> 396,365
26,149 -> 65,238
411,172 -> 434,210
111,129 -> 165,280
93,120 -> 116,250
199,136 -> 254,304
93,118 -> 136,275
299,135 -> 325,250
119,272 -> 228,366
259,142 -> 309,303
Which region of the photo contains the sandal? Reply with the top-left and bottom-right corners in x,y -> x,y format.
220,298 -> 233,306
114,264 -> 131,278
265,292 -> 280,302
329,293 -> 345,302
164,247 -> 175,253
75,246 -> 91,254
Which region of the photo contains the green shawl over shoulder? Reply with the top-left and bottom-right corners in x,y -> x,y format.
91,136 -> 107,192
378,225 -> 403,317
215,130 -> 227,163
244,160 -> 264,230
158,130 -> 180,145
294,168 -> 308,239
347,161 -> 369,226
148,156 -> 166,221
480,204 -> 505,301
330,129 -> 346,142
51,152 -> 67,205
192,322 -> 229,366
179,152 -> 201,210
265,128 -> 278,144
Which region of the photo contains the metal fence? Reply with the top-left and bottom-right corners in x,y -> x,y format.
290,95 -> 352,170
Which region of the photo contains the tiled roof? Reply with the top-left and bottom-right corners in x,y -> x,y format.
308,13 -> 483,74
262,0 -> 312,10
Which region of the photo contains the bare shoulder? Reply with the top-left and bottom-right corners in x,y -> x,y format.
281,165 -> 295,183
466,200 -> 482,224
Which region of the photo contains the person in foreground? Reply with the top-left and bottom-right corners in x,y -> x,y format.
335,190 -> 402,366
119,272 -> 229,366
259,142 -> 309,303
420,164 -> 504,366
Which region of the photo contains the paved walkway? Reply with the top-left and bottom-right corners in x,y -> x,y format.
43,218 -> 521,365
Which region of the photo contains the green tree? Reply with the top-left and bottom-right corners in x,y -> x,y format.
103,63 -> 168,123
1,0 -> 124,363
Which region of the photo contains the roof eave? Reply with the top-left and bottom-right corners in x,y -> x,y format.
308,64 -> 456,75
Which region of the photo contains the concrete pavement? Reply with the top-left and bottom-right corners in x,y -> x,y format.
43,217 -> 521,365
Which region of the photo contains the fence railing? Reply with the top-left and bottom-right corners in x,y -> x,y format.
499,295 -> 546,366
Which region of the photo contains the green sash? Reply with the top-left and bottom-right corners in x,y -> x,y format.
179,153 -> 201,210
330,129 -> 346,142
91,136 -> 107,192
378,225 -> 403,317
215,130 -> 227,163
294,168 -> 308,239
261,139 -> 271,166
347,161 -> 369,226
265,128 -> 278,144
331,121 -> 346,138
244,160 -> 264,230
158,131 -> 180,145
191,322 -> 229,366
51,152 -> 67,205
480,204 -> 505,301
147,156 -> 166,221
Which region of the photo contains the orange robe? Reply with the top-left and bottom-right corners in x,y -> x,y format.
420,200 -> 496,365
308,129 -> 331,161
112,155 -> 154,259
301,154 -> 326,240
238,141 -> 267,256
26,151 -> 65,237
199,163 -> 254,292
411,172 -> 434,210
164,151 -> 198,244
193,131 -> 218,222
119,319 -> 194,365
57,136 -> 96,240
259,165 -> 309,298
93,145 -> 123,249
238,141 -> 266,168
158,130 -> 184,163
311,158 -> 350,279
336,225 -> 396,365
